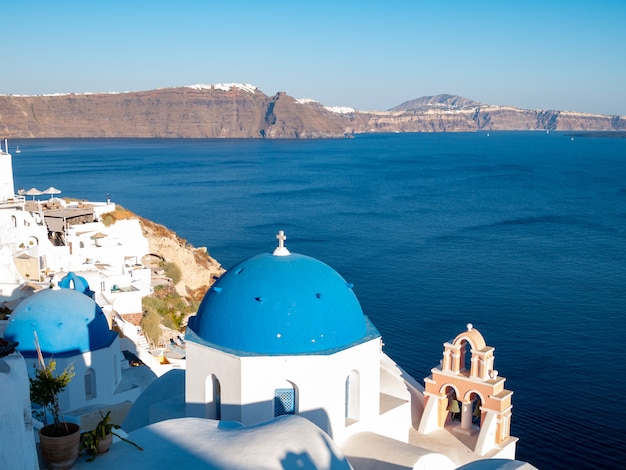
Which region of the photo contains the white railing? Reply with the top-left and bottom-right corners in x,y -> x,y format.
0,195 -> 26,208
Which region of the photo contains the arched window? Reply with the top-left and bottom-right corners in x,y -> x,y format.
214,377 -> 221,420
274,381 -> 296,417
84,368 -> 96,400
205,375 -> 221,419
461,340 -> 472,372
345,370 -> 360,424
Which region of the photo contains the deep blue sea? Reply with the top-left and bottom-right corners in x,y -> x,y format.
11,133 -> 626,469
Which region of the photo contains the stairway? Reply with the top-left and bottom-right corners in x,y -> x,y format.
137,333 -> 150,351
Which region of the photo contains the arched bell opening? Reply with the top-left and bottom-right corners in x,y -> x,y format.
460,339 -> 472,373
468,391 -> 483,428
444,385 -> 461,424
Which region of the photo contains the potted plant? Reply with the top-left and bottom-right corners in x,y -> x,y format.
80,411 -> 143,461
29,337 -> 80,469
80,411 -> 115,460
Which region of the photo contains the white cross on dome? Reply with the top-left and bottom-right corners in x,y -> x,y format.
273,230 -> 290,256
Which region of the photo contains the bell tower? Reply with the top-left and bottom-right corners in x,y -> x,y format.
0,139 -> 15,202
418,324 -> 515,457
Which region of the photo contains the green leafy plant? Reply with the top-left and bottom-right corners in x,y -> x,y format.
80,411 -> 143,461
29,335 -> 75,436
142,288 -> 196,337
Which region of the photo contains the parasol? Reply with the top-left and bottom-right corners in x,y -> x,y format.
42,186 -> 62,199
24,187 -> 43,200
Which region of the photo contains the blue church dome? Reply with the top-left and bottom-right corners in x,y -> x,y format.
58,272 -> 95,299
4,286 -> 116,358
188,249 -> 378,355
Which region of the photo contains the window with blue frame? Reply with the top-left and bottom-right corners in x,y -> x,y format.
274,388 -> 295,416
84,367 -> 96,400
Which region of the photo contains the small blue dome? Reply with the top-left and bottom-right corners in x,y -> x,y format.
4,287 -> 116,358
188,252 -> 378,355
58,272 -> 95,299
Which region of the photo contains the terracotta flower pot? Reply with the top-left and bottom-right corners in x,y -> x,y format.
96,433 -> 113,454
39,422 -> 80,470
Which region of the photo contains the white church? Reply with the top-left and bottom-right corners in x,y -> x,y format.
0,141 -> 535,469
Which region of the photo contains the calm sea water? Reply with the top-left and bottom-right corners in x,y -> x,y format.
11,133 -> 626,469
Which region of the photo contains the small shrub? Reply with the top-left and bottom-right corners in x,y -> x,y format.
141,309 -> 161,345
142,296 -> 164,314
101,213 -> 115,227
162,262 -> 182,285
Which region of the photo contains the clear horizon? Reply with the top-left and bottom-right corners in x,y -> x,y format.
4,0 -> 626,116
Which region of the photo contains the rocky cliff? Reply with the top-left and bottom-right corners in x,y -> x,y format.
105,205 -> 224,303
138,214 -> 225,302
0,84 -> 348,139
1,85 -> 624,138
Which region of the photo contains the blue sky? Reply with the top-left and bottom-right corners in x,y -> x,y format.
4,1 -> 626,115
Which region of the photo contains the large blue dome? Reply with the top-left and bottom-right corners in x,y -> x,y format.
4,286 -> 117,358
188,252 -> 378,355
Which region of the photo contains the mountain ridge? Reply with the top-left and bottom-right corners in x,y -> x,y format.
1,84 -> 624,138
389,94 -> 484,112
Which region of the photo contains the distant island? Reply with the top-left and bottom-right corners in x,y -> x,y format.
1,84 -> 625,138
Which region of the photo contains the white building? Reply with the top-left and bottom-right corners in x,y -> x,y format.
3,277 -> 144,429
185,241 -> 383,444
0,139 -> 16,203
0,231 -> 531,469
0,141 -> 151,320
113,232 -> 527,469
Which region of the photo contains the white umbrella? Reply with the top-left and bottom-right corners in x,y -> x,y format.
24,187 -> 43,200
42,186 -> 62,199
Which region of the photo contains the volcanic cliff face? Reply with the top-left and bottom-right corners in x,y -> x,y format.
0,84 -> 350,139
378,94 -> 626,132
137,214 -> 224,300
0,86 -> 624,138
102,205 -> 224,302
1,85 -> 272,138
261,92 -> 348,138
